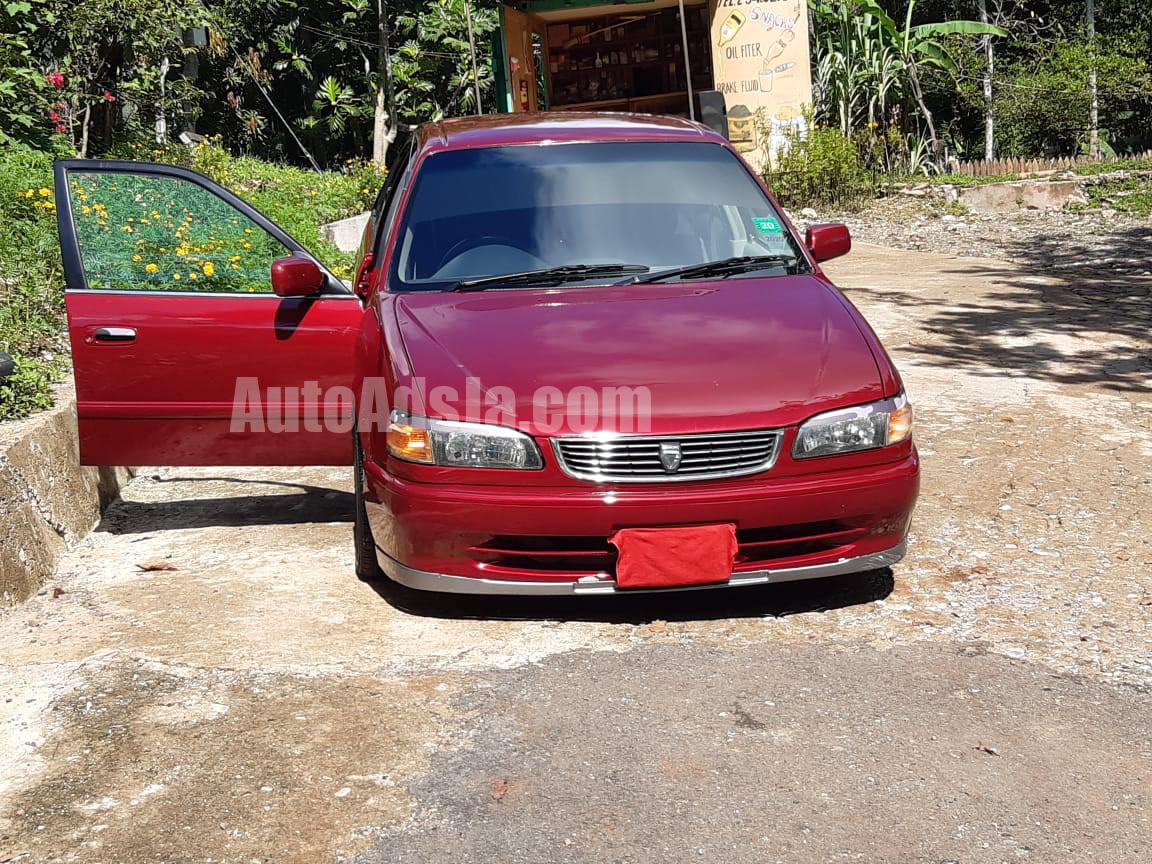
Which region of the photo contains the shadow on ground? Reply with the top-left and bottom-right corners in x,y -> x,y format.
97,476 -> 354,534
858,225 -> 1152,393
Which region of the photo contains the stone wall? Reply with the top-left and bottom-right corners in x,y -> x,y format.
0,384 -> 133,605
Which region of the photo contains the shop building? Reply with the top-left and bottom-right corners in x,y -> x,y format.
493,1 -> 813,165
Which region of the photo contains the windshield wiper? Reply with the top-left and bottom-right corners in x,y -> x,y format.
627,255 -> 801,285
453,264 -> 649,291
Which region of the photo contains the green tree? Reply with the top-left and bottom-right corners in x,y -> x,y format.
0,2 -> 54,148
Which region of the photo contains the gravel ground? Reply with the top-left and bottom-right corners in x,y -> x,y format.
0,242 -> 1149,862
794,193 -> 1152,276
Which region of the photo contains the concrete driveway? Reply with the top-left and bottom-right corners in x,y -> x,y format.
1,245 -> 1149,863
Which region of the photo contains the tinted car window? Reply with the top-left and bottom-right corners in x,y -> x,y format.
392,141 -> 801,290
67,171 -> 289,293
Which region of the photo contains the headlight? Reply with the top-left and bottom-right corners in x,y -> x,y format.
793,394 -> 912,459
387,411 -> 543,469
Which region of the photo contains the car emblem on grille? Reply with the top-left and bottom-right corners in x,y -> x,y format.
658,441 -> 683,472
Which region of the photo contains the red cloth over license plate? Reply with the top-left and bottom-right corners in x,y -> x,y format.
610,524 -> 738,589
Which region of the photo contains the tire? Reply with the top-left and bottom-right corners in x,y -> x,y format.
353,431 -> 382,583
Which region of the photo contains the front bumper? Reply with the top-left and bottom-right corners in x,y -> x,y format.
376,541 -> 907,595
363,448 -> 919,594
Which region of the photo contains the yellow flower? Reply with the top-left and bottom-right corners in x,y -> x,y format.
132,254 -> 142,262
145,263 -> 159,273
188,272 -> 198,280
202,262 -> 215,276
39,188 -> 51,197
122,225 -> 133,233
172,273 -> 181,280
228,255 -> 241,262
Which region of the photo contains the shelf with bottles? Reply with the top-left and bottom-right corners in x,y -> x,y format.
549,40 -> 681,77
547,9 -> 708,71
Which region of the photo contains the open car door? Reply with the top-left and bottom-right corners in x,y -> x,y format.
54,161 -> 364,466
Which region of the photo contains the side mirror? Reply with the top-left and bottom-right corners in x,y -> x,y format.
805,223 -> 852,263
271,255 -> 325,298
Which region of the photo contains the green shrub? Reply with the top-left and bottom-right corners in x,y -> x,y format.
1085,175 -> 1152,217
0,352 -> 65,421
0,144 -> 66,421
759,119 -> 881,211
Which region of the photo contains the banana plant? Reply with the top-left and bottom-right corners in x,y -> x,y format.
857,0 -> 1007,158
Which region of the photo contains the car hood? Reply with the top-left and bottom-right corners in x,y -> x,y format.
390,275 -> 885,436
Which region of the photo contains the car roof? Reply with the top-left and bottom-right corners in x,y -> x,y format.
415,112 -> 726,154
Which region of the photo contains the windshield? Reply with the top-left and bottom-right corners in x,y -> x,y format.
391,141 -> 805,291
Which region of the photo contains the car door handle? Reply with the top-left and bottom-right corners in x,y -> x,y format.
92,327 -> 137,343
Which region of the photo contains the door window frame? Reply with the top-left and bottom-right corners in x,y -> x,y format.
369,139 -> 418,261
54,159 -> 354,299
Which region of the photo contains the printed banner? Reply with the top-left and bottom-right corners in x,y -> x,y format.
709,0 -> 813,168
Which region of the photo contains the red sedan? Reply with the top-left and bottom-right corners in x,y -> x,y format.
54,113 -> 918,595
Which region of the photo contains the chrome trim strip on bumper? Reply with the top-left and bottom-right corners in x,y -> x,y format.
376,542 -> 906,596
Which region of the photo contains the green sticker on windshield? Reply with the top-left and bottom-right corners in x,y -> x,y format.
753,217 -> 783,234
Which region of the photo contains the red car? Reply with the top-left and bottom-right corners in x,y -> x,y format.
54,113 -> 918,595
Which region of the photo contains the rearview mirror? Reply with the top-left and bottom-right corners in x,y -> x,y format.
271,255 -> 325,297
805,224 -> 852,263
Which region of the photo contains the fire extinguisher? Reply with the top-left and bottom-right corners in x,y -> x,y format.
519,78 -> 530,112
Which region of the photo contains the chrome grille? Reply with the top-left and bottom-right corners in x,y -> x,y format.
551,429 -> 784,483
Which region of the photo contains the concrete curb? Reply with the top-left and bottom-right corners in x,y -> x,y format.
0,383 -> 133,605
320,212 -> 369,253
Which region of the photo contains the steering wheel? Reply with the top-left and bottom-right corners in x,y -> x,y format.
436,235 -> 519,271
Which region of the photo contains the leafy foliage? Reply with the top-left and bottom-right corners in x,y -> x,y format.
810,0 -> 1006,161
203,0 -> 498,166
0,2 -> 53,148
0,145 -> 67,421
1084,173 -> 1152,217
760,115 -> 883,209
990,39 -> 1152,157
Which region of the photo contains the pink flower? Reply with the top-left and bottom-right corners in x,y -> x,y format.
55,124 -> 67,133
102,89 -> 115,103
46,71 -> 65,88
48,110 -> 60,122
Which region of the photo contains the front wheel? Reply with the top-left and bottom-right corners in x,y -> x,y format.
353,432 -> 382,583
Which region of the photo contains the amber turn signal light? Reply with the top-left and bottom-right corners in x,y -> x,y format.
387,416 -> 434,463
887,400 -> 913,444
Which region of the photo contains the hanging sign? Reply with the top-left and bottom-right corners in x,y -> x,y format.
709,0 -> 813,168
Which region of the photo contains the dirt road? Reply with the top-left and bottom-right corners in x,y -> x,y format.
2,245 -> 1149,862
